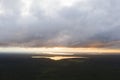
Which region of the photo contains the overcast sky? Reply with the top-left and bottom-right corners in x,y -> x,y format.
0,0 -> 120,48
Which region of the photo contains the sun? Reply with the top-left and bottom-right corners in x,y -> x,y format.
59,0 -> 84,7
21,0 -> 32,16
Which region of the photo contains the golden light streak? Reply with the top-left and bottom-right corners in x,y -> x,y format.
32,56 -> 87,60
0,47 -> 120,55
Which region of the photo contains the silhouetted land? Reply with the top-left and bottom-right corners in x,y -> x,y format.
0,53 -> 120,80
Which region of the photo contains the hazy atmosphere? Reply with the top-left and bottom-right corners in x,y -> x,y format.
0,0 -> 120,48
1,1 -> 120,80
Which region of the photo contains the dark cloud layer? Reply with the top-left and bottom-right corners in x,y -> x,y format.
0,0 -> 120,48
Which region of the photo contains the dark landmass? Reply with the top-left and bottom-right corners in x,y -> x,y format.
0,53 -> 120,80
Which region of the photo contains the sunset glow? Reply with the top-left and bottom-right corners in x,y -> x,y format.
32,56 -> 87,60
0,47 -> 120,55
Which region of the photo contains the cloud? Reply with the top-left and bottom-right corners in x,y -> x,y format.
0,0 -> 120,48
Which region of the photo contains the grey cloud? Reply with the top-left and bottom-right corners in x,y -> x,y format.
0,0 -> 120,47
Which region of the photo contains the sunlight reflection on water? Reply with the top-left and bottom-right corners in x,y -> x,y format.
32,56 -> 88,60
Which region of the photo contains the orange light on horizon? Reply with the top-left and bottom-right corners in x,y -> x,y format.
0,47 -> 120,55
30,47 -> 120,54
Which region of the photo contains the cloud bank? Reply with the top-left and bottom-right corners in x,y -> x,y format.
0,0 -> 120,48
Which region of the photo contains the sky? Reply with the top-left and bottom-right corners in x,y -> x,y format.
0,0 -> 120,48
